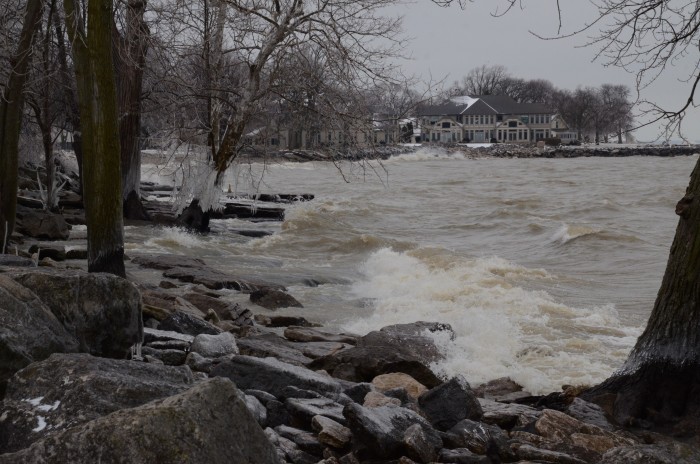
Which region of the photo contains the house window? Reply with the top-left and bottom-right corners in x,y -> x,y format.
457,115 -> 463,123
508,121 -> 517,128
545,115 -> 550,123
442,122 -> 451,128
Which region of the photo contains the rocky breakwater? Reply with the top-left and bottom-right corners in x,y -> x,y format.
453,143 -> 700,159
2,260 -> 699,462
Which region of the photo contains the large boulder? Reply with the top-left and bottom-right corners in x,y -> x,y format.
309,322 -> 452,387
10,269 -> 143,358
0,378 -> 281,463
343,403 -> 442,463
210,355 -> 342,398
0,275 -> 79,395
15,210 -> 70,240
418,375 -> 483,430
0,353 -> 196,452
250,288 -> 303,310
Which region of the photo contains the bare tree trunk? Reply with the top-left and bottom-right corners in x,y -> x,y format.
0,0 -> 44,253
54,14 -> 83,191
114,0 -> 149,220
65,0 -> 125,276
583,156 -> 700,434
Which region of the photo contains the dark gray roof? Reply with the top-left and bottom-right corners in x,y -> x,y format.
418,95 -> 552,116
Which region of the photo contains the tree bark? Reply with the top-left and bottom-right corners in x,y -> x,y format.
0,0 -> 44,253
583,156 -> 700,435
65,0 -> 125,277
115,0 -> 149,220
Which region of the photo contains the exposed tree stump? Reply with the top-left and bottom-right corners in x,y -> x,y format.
123,190 -> 150,221
176,199 -> 210,233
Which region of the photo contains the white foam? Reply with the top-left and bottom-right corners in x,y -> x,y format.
344,248 -> 640,394
551,223 -> 601,244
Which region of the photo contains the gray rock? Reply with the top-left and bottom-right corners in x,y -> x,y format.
1,378 -> 281,463
143,327 -> 194,344
184,351 -> 215,373
250,288 -> 303,309
474,376 -> 528,401
15,210 -> 70,240
284,326 -> 358,345
140,346 -> 187,366
190,331 -> 239,358
275,425 -> 324,456
0,275 -> 79,394
418,375 -> 483,430
286,397 -> 347,425
343,383 -> 375,404
342,403 -> 442,461
245,393 -> 269,427
157,310 -> 222,336
0,353 -> 195,452
11,269 -> 142,358
265,427 -> 318,464
0,255 -> 36,267
403,423 -> 441,463
309,321 -> 449,387
444,419 -> 514,461
210,355 -> 342,398
163,266 -> 285,292
282,385 -> 324,400
237,333 -> 313,366
599,444 -> 700,464
438,448 -> 491,463
566,397 -> 615,431
478,398 -> 542,428
130,253 -> 207,270
514,444 -> 588,464
312,415 -> 352,449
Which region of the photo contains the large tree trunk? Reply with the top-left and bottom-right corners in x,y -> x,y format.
65,0 -> 125,277
583,156 -> 700,435
0,0 -> 44,253
115,0 -> 149,220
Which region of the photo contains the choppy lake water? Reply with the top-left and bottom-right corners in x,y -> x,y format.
126,148 -> 699,394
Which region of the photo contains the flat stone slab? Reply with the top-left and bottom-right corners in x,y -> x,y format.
131,253 -> 207,270
163,266 -> 285,292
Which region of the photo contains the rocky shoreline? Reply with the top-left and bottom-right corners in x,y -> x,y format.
2,159 -> 700,463
238,143 -> 700,163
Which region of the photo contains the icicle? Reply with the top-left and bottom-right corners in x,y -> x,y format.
131,341 -> 143,361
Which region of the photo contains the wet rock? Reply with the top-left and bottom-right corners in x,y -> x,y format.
15,210 -> 70,240
158,280 -> 178,289
286,397 -> 347,425
438,448 -> 491,464
210,355 -> 342,398
140,288 -> 203,318
262,315 -> 319,328
566,397 -> 615,431
28,244 -> 66,261
418,375 -> 483,431
0,255 -> 35,267
403,423 -> 441,463
443,419 -> 513,461
0,353 -> 195,452
0,275 -> 79,394
275,425 -> 324,455
284,326 -> 358,344
164,266 -> 285,292
474,376 -> 529,401
157,310 -> 221,336
312,415 -> 353,449
245,393 -> 269,427
513,443 -> 588,464
65,248 -> 87,260
190,331 -> 239,358
343,403 -> 442,461
478,398 -> 542,428
10,269 -> 142,358
535,409 -> 635,453
237,333 -> 313,366
251,288 -> 303,310
1,378 -> 281,464
599,443 -> 700,464
131,253 -> 207,270
343,383 -> 375,404
299,341 -> 352,360
265,427 -> 317,464
309,322 -> 448,387
372,373 -> 427,400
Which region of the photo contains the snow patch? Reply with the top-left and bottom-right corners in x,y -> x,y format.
32,416 -> 47,432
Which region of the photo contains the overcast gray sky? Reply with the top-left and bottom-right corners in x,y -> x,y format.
388,1 -> 700,142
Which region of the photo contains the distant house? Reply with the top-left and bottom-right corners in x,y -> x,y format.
418,95 -> 567,144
